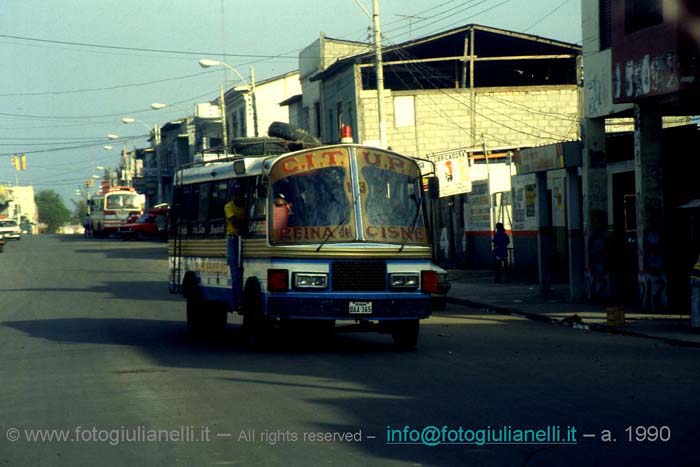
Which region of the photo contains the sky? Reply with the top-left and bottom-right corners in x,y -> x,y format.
0,0 -> 582,208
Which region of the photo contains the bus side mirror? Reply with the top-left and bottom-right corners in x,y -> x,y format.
428,177 -> 440,200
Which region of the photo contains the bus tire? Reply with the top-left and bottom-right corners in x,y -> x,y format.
391,320 -> 420,349
241,279 -> 269,346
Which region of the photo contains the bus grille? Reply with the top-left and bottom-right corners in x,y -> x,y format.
332,261 -> 386,291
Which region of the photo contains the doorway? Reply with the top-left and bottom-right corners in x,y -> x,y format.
611,171 -> 637,302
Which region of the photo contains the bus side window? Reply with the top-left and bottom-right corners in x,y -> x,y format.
182,185 -> 196,223
172,187 -> 183,218
251,176 -> 267,220
210,181 -> 228,221
197,183 -> 210,223
171,187 -> 183,231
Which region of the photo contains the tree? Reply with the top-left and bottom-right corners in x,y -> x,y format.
72,198 -> 89,225
35,190 -> 71,234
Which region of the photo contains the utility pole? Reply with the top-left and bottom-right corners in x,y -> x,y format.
220,85 -> 228,155
352,0 -> 387,148
482,135 -> 493,232
250,65 -> 258,138
154,125 -> 162,205
373,0 -> 387,149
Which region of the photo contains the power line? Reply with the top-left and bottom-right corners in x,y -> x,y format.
523,0 -> 574,33
382,0 -> 492,39
0,137 -> 147,158
0,69 -> 218,98
0,88 -> 216,122
385,39 -> 575,143
0,33 -> 298,59
408,0 -> 514,40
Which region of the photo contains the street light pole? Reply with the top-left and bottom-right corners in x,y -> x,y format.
198,59 -> 254,144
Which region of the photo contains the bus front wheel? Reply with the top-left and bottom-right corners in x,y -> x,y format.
391,320 -> 420,349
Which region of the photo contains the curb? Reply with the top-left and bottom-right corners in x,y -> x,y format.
446,296 -> 700,348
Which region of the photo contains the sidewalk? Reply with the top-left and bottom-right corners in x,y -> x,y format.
444,269 -> 700,347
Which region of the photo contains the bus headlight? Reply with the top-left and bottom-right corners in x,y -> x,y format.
293,273 -> 328,289
389,273 -> 419,290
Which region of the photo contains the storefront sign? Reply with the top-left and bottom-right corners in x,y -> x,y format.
426,148 -> 472,197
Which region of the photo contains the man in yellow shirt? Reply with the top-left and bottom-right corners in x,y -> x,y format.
224,183 -> 247,309
225,189 -> 247,236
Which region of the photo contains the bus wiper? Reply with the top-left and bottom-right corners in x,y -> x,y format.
316,214 -> 348,252
398,194 -> 423,253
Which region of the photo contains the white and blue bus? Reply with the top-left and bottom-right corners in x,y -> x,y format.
169,144 -> 441,347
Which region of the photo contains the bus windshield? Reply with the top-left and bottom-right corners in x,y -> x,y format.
268,147 -> 428,246
269,148 -> 355,244
106,193 -> 141,210
357,148 -> 428,246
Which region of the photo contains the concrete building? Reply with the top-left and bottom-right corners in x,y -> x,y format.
136,70 -> 301,207
224,70 -> 301,139
0,185 -> 39,234
291,34 -> 371,139
308,24 -> 582,266
581,0 -> 700,310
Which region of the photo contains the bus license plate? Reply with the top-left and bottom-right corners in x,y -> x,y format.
349,301 -> 373,314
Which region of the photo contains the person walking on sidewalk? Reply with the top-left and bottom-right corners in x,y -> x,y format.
83,213 -> 92,238
493,222 -> 510,283
690,253 -> 700,330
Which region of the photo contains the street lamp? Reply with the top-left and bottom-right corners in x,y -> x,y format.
198,59 -> 248,84
198,58 -> 258,143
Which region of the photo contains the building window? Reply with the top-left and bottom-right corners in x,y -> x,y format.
625,0 -> 663,34
599,0 -> 612,50
328,109 -> 335,142
239,109 -> 246,137
393,95 -> 415,128
337,102 -> 343,139
314,102 -> 321,137
303,106 -> 310,132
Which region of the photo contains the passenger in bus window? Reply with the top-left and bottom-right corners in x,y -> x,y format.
272,193 -> 293,229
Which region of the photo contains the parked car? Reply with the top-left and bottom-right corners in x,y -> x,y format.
117,205 -> 169,240
0,219 -> 21,240
0,233 -> 5,252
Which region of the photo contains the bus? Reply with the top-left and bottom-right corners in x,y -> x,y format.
89,186 -> 145,237
169,144 -> 441,348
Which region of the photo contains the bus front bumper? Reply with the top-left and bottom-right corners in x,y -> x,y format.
266,294 -> 431,321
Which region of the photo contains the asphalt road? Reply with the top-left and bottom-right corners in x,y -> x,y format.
0,235 -> 698,467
